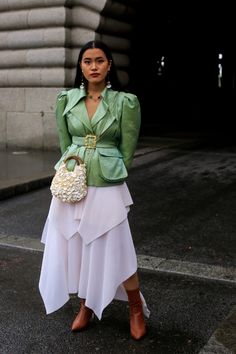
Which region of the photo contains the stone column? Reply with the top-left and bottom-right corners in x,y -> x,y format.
0,0 -> 138,149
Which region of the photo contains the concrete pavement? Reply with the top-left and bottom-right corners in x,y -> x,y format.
0,245 -> 235,354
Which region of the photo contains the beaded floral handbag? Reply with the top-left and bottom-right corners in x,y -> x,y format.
50,155 -> 87,203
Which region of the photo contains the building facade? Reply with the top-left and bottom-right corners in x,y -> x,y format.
0,1 -> 235,149
0,0 -> 138,150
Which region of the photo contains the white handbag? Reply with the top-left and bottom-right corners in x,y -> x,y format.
50,155 -> 87,203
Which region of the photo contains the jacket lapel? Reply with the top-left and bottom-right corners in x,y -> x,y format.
62,88 -> 93,132
62,88 -> 86,116
91,99 -> 109,127
62,87 -> 120,136
92,90 -> 119,136
70,103 -> 93,132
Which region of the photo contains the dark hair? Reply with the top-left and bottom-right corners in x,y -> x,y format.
74,40 -> 122,91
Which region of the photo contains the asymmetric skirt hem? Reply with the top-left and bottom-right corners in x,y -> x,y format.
39,183 -> 150,320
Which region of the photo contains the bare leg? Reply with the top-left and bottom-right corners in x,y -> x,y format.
123,271 -> 139,290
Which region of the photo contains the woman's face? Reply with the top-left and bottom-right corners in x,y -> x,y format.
80,48 -> 111,86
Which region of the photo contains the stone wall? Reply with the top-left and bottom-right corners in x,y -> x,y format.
0,87 -> 60,150
0,0 -> 138,149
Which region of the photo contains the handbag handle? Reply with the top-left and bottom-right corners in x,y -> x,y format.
64,155 -> 84,165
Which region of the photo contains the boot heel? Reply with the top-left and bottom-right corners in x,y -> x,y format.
126,288 -> 147,340
71,299 -> 94,332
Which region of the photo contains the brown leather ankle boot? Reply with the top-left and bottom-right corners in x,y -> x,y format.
71,299 -> 94,332
126,288 -> 147,340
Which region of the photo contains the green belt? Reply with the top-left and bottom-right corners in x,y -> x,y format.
72,135 -> 116,149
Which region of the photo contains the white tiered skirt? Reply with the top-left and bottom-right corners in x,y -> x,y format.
39,183 -> 150,320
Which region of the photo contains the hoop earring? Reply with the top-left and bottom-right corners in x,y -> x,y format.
80,74 -> 85,89
106,72 -> 111,89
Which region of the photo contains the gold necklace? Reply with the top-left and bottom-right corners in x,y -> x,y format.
87,92 -> 102,102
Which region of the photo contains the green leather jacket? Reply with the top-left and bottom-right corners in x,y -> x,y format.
54,87 -> 141,187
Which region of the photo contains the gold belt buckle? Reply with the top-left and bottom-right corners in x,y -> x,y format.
84,134 -> 97,149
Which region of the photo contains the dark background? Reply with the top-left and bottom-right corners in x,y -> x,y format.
129,2 -> 236,136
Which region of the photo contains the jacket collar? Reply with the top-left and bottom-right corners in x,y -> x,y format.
62,88 -> 86,116
63,87 -> 117,116
62,87 -> 119,135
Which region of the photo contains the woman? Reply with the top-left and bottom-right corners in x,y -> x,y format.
39,40 -> 150,340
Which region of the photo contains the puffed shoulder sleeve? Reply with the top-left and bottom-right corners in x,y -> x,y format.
55,90 -> 72,154
118,93 -> 141,170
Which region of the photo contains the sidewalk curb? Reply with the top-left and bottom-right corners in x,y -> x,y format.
1,238 -> 235,286
198,305 -> 236,354
0,175 -> 52,201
